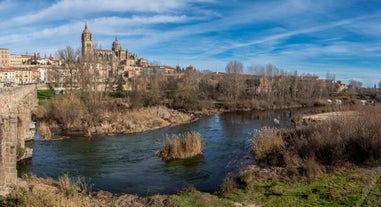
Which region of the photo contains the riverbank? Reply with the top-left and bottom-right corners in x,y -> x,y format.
35,89 -> 332,139
3,165 -> 381,206
37,102 -> 195,140
4,104 -> 381,206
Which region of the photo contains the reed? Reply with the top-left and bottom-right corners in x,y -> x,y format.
251,105 -> 381,178
251,127 -> 285,162
157,131 -> 203,161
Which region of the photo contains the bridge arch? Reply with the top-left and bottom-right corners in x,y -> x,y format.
0,86 -> 37,193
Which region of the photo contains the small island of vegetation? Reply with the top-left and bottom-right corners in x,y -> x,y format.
157,131 -> 203,161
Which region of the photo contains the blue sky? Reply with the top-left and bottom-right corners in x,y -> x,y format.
0,0 -> 381,86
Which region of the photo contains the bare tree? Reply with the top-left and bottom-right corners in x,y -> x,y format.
225,60 -> 243,74
224,61 -> 244,103
348,79 -> 363,89
57,46 -> 81,90
325,72 -> 337,96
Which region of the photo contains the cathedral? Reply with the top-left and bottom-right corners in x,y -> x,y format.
81,23 -> 148,79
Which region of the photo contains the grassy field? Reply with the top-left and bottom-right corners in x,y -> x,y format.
37,89 -> 55,105
226,167 -> 381,207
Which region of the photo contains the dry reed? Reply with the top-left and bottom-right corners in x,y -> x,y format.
251,127 -> 285,161
157,131 -> 203,161
251,105 -> 381,178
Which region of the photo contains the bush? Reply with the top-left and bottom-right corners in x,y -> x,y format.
252,105 -> 381,178
157,131 -> 203,161
38,121 -> 52,140
221,175 -> 237,195
251,127 -> 285,162
10,174 -> 90,207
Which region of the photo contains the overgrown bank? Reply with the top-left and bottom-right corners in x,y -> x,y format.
7,105 -> 378,206
250,105 -> 381,178
2,167 -> 381,206
229,104 -> 381,206
35,89 -> 330,139
35,92 -> 194,139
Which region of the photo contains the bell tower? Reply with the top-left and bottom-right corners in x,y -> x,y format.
112,37 -> 122,59
82,23 -> 93,60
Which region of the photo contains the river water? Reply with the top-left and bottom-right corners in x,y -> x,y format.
19,110 -> 295,195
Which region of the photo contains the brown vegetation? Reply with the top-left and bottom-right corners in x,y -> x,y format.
5,174 -> 169,207
251,105 -> 381,178
251,127 -> 285,162
157,131 -> 203,161
37,121 -> 52,140
35,93 -> 193,137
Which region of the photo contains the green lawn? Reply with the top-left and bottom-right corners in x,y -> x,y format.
37,89 -> 55,105
219,168 -> 381,207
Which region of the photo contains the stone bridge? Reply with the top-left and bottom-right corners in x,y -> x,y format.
0,85 -> 37,192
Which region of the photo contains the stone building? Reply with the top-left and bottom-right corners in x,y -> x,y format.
0,48 -> 10,67
9,54 -> 23,66
81,24 -> 148,88
0,66 -> 42,84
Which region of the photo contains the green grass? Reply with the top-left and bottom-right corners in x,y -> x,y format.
108,90 -> 130,98
223,168 -> 381,207
6,168 -> 381,206
167,188 -> 234,207
37,89 -> 55,105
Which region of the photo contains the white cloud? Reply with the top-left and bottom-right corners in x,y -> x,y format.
0,0 -> 330,31
1,0 -> 381,87
4,0 -> 211,26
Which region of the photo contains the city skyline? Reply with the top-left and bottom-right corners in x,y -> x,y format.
0,0 -> 380,86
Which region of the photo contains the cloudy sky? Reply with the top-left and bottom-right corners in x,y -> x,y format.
0,0 -> 380,86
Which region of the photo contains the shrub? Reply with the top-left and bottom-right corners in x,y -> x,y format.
221,175 -> 237,195
252,105 -> 381,178
283,151 -> 302,176
10,174 -> 90,207
251,127 -> 285,162
38,121 -> 52,140
58,174 -> 77,197
157,131 -> 203,161
16,144 -> 26,160
238,170 -> 253,187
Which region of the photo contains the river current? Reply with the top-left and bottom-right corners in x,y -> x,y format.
19,110 -> 295,195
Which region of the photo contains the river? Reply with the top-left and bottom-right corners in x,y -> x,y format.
19,110 -> 295,195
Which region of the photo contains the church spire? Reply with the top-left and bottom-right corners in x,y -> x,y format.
82,23 -> 93,59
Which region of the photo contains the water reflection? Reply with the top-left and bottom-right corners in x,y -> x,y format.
19,109 -> 304,195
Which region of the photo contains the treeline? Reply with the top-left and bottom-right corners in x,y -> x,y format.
47,46 -> 341,112
125,61 -> 338,111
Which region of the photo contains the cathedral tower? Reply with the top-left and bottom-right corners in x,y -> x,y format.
112,37 -> 122,58
82,23 -> 93,59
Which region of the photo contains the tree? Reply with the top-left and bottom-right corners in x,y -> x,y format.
57,46 -> 81,90
224,61 -> 244,104
348,79 -> 363,90
225,60 -> 243,74
325,72 -> 337,96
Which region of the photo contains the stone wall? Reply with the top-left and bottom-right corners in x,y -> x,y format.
0,85 -> 37,191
